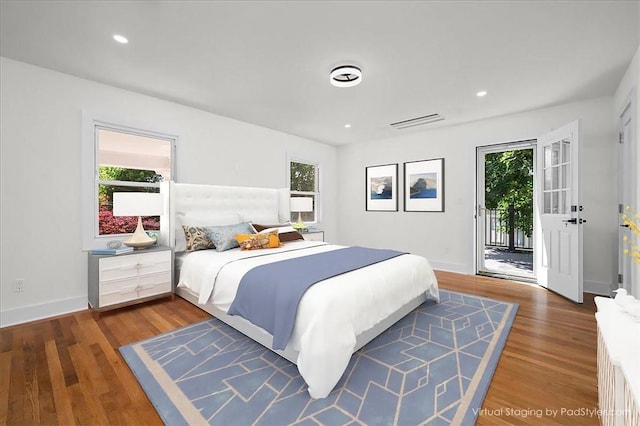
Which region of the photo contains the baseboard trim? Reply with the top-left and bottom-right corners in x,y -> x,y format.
429,260 -> 474,275
0,296 -> 87,328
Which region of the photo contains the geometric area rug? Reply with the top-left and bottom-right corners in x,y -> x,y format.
120,290 -> 518,425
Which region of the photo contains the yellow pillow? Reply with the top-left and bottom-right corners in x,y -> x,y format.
235,233 -> 254,244
236,230 -> 282,250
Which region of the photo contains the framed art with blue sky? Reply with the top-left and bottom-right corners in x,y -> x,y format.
404,158 -> 445,212
365,163 -> 398,211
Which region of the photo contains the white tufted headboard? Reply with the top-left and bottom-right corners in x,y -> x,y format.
159,181 -> 290,249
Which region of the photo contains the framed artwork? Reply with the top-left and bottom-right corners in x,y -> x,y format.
404,158 -> 445,212
365,163 -> 398,211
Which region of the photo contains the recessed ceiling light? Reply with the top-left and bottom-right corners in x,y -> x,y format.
113,34 -> 129,44
330,65 -> 362,88
476,90 -> 488,97
344,124 -> 352,128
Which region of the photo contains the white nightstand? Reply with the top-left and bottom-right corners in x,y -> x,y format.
303,230 -> 324,242
88,245 -> 173,318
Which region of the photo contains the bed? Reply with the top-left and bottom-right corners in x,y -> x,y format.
159,181 -> 439,399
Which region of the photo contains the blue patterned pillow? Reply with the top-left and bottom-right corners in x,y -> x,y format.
206,222 -> 255,252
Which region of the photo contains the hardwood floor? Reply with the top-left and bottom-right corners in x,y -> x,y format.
0,271 -> 599,425
439,271 -> 599,425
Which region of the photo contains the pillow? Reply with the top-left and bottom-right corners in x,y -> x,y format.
236,230 -> 281,250
252,223 -> 304,242
206,222 -> 255,252
182,225 -> 215,252
175,212 -> 240,252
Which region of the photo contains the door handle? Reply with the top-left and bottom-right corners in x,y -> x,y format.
563,218 -> 587,225
621,224 -> 630,228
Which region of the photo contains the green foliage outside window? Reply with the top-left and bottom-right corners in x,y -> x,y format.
98,166 -> 162,235
485,149 -> 533,237
290,161 -> 317,223
98,166 -> 163,200
290,162 -> 316,192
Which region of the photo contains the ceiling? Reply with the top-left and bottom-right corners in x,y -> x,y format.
1,1 -> 638,146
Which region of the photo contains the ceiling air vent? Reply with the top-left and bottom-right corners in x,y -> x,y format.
390,113 -> 445,130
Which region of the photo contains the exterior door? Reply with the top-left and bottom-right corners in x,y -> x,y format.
536,120 -> 583,303
476,142 -> 536,280
618,96 -> 636,295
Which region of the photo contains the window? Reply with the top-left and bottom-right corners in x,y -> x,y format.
82,117 -> 176,250
96,128 -> 173,235
289,159 -> 319,223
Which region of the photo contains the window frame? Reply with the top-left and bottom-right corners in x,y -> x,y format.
287,156 -> 321,225
82,113 -> 177,250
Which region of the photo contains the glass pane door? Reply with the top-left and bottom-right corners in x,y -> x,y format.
543,138 -> 571,215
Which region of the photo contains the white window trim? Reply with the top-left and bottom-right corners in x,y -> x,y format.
82,111 -> 178,250
287,154 -> 321,225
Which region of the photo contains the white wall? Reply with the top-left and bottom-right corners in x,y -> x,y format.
336,96 -> 616,296
0,51 -> 630,325
0,57 -> 337,327
614,43 -> 640,298
615,44 -> 639,202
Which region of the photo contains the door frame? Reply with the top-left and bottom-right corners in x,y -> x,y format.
617,88 -> 637,295
475,140 -> 537,281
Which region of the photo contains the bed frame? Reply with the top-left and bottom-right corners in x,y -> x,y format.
176,286 -> 425,364
159,181 -> 427,364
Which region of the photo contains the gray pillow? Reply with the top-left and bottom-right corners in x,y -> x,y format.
206,222 -> 255,252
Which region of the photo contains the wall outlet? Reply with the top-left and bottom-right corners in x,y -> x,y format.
15,279 -> 24,292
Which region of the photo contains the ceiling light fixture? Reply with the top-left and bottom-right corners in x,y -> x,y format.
330,65 -> 362,88
476,90 -> 488,97
344,124 -> 352,128
113,34 -> 129,44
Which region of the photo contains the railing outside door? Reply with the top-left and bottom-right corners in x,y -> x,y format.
485,208 -> 533,250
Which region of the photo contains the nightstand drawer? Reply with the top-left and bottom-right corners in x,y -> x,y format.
137,279 -> 171,299
303,231 -> 324,242
100,282 -> 138,307
99,250 -> 171,282
100,272 -> 171,307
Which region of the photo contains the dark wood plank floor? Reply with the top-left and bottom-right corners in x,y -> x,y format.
0,271 -> 599,425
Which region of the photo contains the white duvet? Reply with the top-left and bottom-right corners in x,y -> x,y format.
178,240 -> 439,398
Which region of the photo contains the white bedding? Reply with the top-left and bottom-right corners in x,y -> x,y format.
178,240 -> 439,398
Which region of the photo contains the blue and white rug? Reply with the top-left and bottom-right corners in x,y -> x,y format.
120,290 -> 517,425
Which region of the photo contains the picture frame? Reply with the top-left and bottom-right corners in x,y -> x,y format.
404,158 -> 445,212
365,163 -> 398,211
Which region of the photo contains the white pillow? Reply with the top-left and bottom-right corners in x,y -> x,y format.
174,212 -> 240,252
257,225 -> 296,234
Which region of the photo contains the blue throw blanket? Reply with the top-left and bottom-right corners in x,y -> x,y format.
227,246 -> 406,350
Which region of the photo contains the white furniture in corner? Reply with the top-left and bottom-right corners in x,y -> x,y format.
303,230 -> 324,242
595,297 -> 640,426
88,245 -> 173,318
